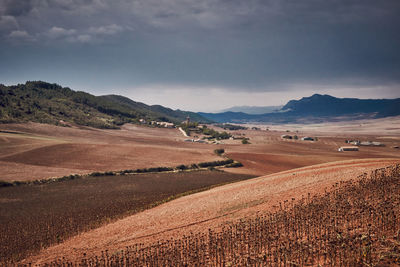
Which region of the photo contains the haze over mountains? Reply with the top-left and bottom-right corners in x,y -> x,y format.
199,94 -> 400,124
219,106 -> 284,115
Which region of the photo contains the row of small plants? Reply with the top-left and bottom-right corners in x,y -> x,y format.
0,159 -> 243,187
42,164 -> 400,266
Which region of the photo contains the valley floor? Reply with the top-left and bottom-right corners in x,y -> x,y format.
0,118 -> 399,264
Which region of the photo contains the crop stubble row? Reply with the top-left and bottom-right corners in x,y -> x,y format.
37,164 -> 400,266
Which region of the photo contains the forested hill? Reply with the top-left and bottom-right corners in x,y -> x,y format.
0,81 -> 211,129
99,94 -> 210,124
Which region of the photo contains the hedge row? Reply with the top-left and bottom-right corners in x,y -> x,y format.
197,159 -> 234,168
0,159 -> 243,187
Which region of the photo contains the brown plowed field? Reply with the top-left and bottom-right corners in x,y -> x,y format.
1,120 -> 399,181
23,158 -> 399,264
0,123 -> 222,181
1,170 -> 255,262
1,120 -> 400,264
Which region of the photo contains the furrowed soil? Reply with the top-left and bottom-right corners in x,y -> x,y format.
0,119 -> 399,264
22,159 -> 399,264
0,123 -> 222,181
0,170 -> 255,262
1,119 -> 400,180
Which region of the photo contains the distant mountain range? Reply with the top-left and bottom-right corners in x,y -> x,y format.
199,94 -> 400,124
1,82 -> 399,128
0,81 -> 211,128
219,105 -> 283,114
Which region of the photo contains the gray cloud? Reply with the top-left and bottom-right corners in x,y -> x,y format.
89,24 -> 123,35
0,0 -> 34,16
8,29 -> 35,41
46,26 -> 76,38
0,0 -> 399,99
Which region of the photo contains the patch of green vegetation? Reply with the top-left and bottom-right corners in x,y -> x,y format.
180,122 -> 199,136
101,95 -> 212,124
242,138 -> 251,144
180,124 -> 231,140
201,126 -> 231,140
0,81 -> 211,129
1,158 -> 244,187
198,159 -> 234,168
214,148 -> 225,155
215,123 -> 248,130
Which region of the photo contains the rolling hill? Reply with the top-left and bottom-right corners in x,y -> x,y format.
199,94 -> 400,123
0,81 -> 211,128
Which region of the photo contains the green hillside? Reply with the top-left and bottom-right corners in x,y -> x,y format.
0,81 -> 211,129
100,94 -> 211,124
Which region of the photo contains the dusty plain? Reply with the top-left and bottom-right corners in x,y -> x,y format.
1,116 -> 400,181
0,116 -> 399,264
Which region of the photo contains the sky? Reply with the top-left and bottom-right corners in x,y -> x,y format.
1,0 -> 400,112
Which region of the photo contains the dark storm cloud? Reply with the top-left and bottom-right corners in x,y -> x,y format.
0,0 -> 34,16
1,0 -> 400,94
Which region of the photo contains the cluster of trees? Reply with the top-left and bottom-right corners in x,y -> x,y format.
215,123 -> 248,130
200,125 -> 231,140
241,137 -> 251,144
0,81 -> 210,129
179,123 -> 231,140
0,82 -> 138,128
179,122 -> 199,135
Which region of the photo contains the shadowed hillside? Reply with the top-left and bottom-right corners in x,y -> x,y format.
0,81 -> 211,129
100,94 -> 210,124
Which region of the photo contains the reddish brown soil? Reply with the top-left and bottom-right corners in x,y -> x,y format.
0,123 -> 221,181
1,121 -> 399,181
221,127 -> 400,175
1,170 -> 254,262
23,158 -> 399,264
1,121 -> 399,264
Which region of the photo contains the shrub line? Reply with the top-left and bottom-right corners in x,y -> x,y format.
0,158 -> 243,187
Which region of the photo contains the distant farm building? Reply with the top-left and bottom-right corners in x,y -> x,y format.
301,137 -> 314,141
184,139 -> 206,144
359,141 -> 384,146
151,121 -> 174,128
345,140 -> 360,145
183,115 -> 190,125
338,146 -> 359,152
345,140 -> 384,147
